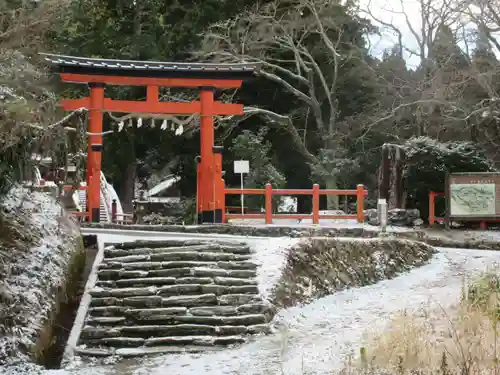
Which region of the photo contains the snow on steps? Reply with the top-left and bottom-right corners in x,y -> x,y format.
75,239 -> 275,357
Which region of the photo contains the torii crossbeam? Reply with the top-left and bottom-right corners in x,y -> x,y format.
42,53 -> 260,224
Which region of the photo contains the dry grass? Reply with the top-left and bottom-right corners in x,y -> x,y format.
342,273 -> 500,375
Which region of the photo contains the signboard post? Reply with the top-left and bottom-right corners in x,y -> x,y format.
233,160 -> 249,215
377,198 -> 388,233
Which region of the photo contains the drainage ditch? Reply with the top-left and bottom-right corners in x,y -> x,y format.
36,235 -> 97,369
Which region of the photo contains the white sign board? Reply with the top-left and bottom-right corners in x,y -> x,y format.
234,160 -> 249,174
377,198 -> 388,232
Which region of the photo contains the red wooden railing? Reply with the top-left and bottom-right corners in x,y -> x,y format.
223,183 -> 367,224
428,191 -> 446,226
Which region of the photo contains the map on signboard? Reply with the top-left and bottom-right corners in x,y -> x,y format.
450,183 -> 496,216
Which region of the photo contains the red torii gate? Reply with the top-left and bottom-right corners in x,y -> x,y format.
42,53 -> 260,223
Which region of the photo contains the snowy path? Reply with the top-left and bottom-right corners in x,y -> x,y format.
55,245 -> 500,375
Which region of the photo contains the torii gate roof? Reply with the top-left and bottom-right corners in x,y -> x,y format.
41,53 -> 261,81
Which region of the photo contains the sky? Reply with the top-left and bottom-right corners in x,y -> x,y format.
357,0 -> 474,68
358,0 -> 430,67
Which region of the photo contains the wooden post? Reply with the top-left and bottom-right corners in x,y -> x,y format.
195,160 -> 201,215
379,144 -> 390,202
429,192 -> 435,226
394,148 -> 404,208
265,183 -> 273,224
221,179 -> 226,223
87,82 -> 104,222
312,184 -> 320,224
213,148 -> 223,223
444,172 -> 450,230
111,199 -> 117,223
356,184 -> 365,223
198,87 -> 216,223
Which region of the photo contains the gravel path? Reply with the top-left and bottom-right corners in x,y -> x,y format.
51,246 -> 500,375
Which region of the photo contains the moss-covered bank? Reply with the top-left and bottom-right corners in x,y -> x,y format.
271,238 -> 436,308
34,236 -> 86,368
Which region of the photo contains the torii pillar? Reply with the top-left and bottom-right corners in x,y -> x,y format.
198,87 -> 218,223
87,83 -> 105,222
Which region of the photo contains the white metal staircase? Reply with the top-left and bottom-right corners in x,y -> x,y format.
75,172 -> 123,223
99,199 -> 108,222
77,189 -> 108,222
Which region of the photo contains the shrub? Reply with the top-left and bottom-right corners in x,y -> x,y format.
403,137 -> 495,221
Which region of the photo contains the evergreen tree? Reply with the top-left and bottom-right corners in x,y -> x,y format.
49,0 -> 264,209
472,24 -> 497,72
430,25 -> 469,82
468,24 -> 500,146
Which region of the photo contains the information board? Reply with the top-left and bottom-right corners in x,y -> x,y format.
447,173 -> 500,219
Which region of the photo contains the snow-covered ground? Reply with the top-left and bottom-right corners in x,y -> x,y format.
40,230 -> 499,375
425,228 -> 500,242
3,189 -> 500,375
228,217 -> 414,232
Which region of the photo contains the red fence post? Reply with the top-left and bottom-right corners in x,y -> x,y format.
111,199 -> 117,223
265,183 -> 273,224
429,192 -> 435,226
356,184 -> 365,223
312,184 -> 320,224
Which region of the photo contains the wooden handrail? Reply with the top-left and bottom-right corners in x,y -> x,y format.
62,184 -> 87,191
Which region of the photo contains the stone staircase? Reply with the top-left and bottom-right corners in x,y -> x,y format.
75,239 -> 274,357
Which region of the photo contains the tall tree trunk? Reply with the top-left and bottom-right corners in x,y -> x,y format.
325,176 -> 339,210
117,1 -> 142,214
119,128 -> 137,213
379,144 -> 390,201
120,161 -> 137,213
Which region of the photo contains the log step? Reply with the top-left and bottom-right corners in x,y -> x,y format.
87,302 -> 272,318
101,251 -> 252,264
90,285 -> 259,298
81,325 -> 270,341
144,335 -> 246,346
86,313 -> 267,327
105,244 -> 252,257
115,240 -> 247,250
110,276 -> 257,288
98,267 -> 257,280
99,260 -> 258,271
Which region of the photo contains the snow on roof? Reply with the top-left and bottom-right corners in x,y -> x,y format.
147,175 -> 180,197
30,153 -> 52,165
